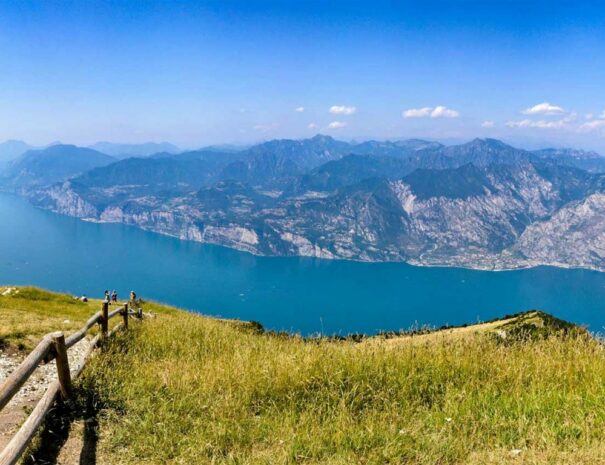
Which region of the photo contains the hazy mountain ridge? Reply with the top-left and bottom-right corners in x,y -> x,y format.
1,144 -> 115,190
7,135 -> 605,270
88,141 -> 181,159
0,140 -> 35,168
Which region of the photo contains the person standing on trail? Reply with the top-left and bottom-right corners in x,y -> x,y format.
111,290 -> 118,303
104,290 -> 110,304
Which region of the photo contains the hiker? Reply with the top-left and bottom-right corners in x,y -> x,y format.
104,290 -> 110,304
111,290 -> 118,303
129,290 -> 143,318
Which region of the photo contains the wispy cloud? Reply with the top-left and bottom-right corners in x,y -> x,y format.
579,119 -> 605,132
295,107 -> 305,113
402,106 -> 460,119
522,102 -> 565,116
507,112 -> 577,130
327,121 -> 347,129
253,123 -> 279,132
579,111 -> 605,133
506,119 -> 566,129
307,122 -> 319,130
329,105 -> 356,115
481,120 -> 495,128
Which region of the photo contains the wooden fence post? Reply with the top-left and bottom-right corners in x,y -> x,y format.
122,303 -> 129,330
50,332 -> 72,399
102,302 -> 109,338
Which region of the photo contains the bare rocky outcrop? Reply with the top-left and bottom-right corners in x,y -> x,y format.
512,193 -> 605,268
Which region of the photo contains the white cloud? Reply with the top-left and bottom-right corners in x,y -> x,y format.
402,106 -> 459,119
522,102 -> 565,116
307,122 -> 319,130
585,113 -> 594,120
295,107 -> 305,113
403,107 -> 432,118
327,121 -> 347,129
481,120 -> 495,128
329,105 -> 356,115
430,106 -> 460,118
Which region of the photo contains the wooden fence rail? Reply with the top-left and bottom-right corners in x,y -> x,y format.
0,301 -> 136,465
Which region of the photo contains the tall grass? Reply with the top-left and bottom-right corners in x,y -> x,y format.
81,303 -> 605,465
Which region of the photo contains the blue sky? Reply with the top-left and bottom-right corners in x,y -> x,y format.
0,0 -> 604,151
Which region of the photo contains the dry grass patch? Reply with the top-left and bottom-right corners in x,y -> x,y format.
0,287 -> 103,350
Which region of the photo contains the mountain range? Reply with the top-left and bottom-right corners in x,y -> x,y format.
3,135 -> 605,271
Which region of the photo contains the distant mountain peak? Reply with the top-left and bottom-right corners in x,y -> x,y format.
466,138 -> 515,150
310,134 -> 335,142
311,133 -> 334,140
44,143 -> 78,150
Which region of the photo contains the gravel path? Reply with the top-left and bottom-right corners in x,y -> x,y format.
0,337 -> 91,449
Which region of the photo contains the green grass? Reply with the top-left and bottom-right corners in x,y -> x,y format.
82,303 -> 605,464
4,287 -> 605,464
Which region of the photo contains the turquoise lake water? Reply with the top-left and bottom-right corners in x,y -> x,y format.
1,193 -> 604,335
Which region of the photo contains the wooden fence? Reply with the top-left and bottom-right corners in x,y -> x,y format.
0,301 -> 140,465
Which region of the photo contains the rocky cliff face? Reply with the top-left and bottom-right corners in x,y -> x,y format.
512,193 -> 605,268
27,153 -> 605,271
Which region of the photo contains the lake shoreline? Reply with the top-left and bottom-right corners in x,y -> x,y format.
2,192 -> 605,336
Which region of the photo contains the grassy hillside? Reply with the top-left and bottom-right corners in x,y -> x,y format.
4,287 -> 605,464
0,287 -> 100,350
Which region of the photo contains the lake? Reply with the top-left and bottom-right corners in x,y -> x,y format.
1,193 -> 604,335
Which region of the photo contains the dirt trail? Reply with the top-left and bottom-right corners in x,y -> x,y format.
0,338 -> 90,450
